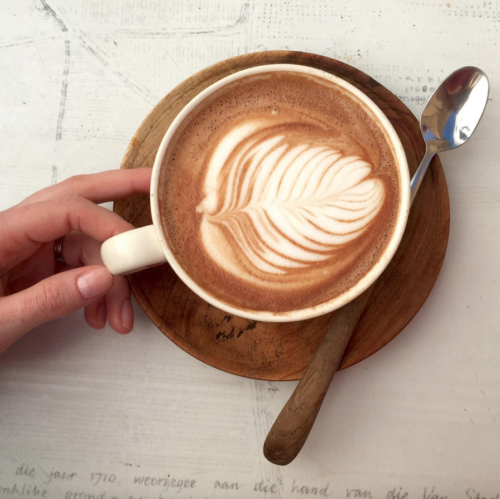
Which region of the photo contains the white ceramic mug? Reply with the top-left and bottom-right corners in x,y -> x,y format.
101,64 -> 410,322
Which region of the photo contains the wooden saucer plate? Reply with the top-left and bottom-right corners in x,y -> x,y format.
114,51 -> 450,381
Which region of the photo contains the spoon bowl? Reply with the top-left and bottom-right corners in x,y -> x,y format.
411,66 -> 489,204
421,66 -> 489,152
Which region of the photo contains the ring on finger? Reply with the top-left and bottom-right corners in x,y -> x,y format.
54,236 -> 66,264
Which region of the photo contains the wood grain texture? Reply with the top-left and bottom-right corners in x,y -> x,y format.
114,51 -> 450,381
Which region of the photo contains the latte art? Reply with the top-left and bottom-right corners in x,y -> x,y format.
197,121 -> 386,276
159,71 -> 401,314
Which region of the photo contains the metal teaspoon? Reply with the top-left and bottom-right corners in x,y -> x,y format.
263,66 -> 490,466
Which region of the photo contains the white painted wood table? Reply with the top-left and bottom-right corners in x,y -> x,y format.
0,1 -> 499,498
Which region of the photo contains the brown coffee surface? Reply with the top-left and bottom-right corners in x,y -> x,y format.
159,71 -> 401,314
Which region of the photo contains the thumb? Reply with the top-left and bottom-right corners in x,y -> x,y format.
0,266 -> 113,353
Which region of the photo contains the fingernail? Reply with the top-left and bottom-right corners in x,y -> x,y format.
121,299 -> 134,332
97,302 -> 107,328
77,268 -> 113,299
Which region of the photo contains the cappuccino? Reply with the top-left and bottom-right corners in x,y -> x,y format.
159,70 -> 401,314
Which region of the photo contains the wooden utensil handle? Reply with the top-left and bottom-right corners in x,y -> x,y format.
263,286 -> 374,465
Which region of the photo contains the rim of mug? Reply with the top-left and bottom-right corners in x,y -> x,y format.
150,63 -> 410,322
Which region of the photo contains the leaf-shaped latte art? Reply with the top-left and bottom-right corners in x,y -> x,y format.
197,121 -> 386,275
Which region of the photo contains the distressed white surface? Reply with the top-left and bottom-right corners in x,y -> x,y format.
0,1 -> 499,498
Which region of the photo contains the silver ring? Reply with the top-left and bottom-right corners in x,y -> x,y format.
54,236 -> 66,264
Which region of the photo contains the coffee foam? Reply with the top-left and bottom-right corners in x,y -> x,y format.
159,71 -> 400,313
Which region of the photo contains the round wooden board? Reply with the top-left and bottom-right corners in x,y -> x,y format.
114,51 -> 450,381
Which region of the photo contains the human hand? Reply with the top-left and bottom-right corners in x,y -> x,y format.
0,168 -> 152,353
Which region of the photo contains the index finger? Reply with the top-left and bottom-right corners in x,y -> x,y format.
21,168 -> 152,206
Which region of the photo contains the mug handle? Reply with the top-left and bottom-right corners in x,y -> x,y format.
101,225 -> 167,275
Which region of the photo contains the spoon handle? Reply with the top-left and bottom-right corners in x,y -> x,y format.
263,285 -> 374,465
410,148 -> 435,205
263,146 -> 439,466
